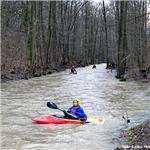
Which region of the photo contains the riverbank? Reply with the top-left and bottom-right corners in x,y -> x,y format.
2,62 -> 150,83
115,120 -> 150,150
1,63 -> 87,82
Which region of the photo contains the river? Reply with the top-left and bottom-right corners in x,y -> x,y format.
1,63 -> 150,150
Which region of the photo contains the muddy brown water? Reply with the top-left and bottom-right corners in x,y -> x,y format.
1,64 -> 150,150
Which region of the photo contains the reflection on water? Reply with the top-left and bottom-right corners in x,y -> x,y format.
1,64 -> 150,150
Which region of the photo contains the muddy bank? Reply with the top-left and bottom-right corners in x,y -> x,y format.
115,120 -> 150,150
1,63 -> 87,82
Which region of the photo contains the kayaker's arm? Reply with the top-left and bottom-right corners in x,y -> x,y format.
75,112 -> 84,117
67,107 -> 72,113
62,109 -> 78,119
75,107 -> 87,120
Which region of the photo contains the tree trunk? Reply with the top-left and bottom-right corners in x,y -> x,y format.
116,1 -> 128,78
102,0 -> 109,68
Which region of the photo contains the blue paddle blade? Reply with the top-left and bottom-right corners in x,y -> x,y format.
47,102 -> 58,109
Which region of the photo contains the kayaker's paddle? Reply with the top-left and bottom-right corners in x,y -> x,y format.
47,102 -> 63,111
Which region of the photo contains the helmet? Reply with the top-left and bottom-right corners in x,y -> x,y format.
74,98 -> 80,105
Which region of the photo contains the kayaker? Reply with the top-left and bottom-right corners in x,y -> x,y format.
92,64 -> 96,69
70,66 -> 77,74
63,98 -> 87,121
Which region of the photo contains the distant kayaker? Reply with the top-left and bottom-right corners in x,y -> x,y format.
92,64 -> 96,69
70,66 -> 77,74
63,98 -> 87,121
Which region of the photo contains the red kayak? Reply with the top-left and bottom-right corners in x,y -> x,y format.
32,115 -> 85,124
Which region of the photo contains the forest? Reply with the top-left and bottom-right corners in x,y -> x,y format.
1,1 -> 150,150
1,0 -> 150,81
